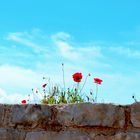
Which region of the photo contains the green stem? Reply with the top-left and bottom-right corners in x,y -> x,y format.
48,78 -> 51,94
79,74 -> 89,93
77,83 -> 79,93
62,63 -> 66,91
95,84 -> 98,102
32,89 -> 36,104
27,94 -> 30,104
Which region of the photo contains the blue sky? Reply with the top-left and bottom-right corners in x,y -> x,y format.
0,0 -> 140,104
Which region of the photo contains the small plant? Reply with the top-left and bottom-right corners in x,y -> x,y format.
21,63 -> 103,104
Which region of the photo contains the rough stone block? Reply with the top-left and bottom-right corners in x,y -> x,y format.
131,103 -> 140,127
25,130 -> 91,140
114,132 -> 140,140
0,128 -> 26,140
94,135 -> 113,140
0,104 -> 4,126
56,103 -> 125,128
11,104 -> 52,128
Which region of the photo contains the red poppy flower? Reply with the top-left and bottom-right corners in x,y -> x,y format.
21,100 -> 26,104
72,72 -> 83,83
94,78 -> 103,84
42,83 -> 47,88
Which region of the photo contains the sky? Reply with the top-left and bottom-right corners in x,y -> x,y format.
0,0 -> 140,104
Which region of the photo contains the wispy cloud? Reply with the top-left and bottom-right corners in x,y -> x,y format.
54,40 -> 80,60
52,32 -> 104,63
98,72 -> 140,104
109,46 -> 140,59
0,88 -> 26,104
0,65 -> 46,104
51,32 -> 80,60
0,65 -> 43,90
51,32 -> 71,41
6,31 -> 49,53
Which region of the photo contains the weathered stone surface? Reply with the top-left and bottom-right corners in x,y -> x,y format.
0,105 -> 12,127
94,135 -> 113,140
25,130 -> 91,140
0,128 -> 26,140
25,131 -> 140,140
114,132 -> 140,140
131,103 -> 140,127
91,132 -> 140,140
0,103 -> 140,139
56,103 -> 125,128
0,104 -> 4,126
11,104 -> 52,128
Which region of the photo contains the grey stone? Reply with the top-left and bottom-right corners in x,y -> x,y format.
0,104 -> 4,126
11,104 -> 51,128
56,103 -> 125,128
0,105 -> 13,127
94,135 -> 113,140
114,132 -> 140,140
0,128 -> 26,140
131,103 -> 140,127
25,130 -> 91,140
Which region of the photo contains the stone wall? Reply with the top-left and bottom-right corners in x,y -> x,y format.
0,102 -> 140,140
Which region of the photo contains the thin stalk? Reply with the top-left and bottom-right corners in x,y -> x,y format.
32,89 -> 36,104
132,95 -> 137,103
79,74 -> 90,93
77,82 -> 79,93
48,77 -> 51,94
43,89 -> 46,97
75,82 -> 79,99
62,63 -> 66,97
38,89 -> 44,98
95,84 -> 98,102
27,94 -> 30,104
43,76 -> 50,94
62,63 -> 66,99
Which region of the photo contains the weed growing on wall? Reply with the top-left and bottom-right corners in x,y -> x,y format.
21,63 -> 103,104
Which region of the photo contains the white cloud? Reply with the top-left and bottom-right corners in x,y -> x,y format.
78,46 -> 103,58
51,32 -> 104,62
0,88 -> 6,97
54,40 -> 80,60
6,32 -> 49,53
110,46 -> 140,59
0,88 -> 26,104
5,30 -> 112,75
51,32 -> 79,60
0,63 -> 84,104
51,32 -> 71,41
0,87 -> 43,104
0,65 -> 43,89
0,65 -> 47,104
93,72 -> 140,105
126,41 -> 140,46
5,31 -> 104,63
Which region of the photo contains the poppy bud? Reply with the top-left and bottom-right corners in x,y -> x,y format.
21,100 -> 26,104
42,83 -> 47,88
